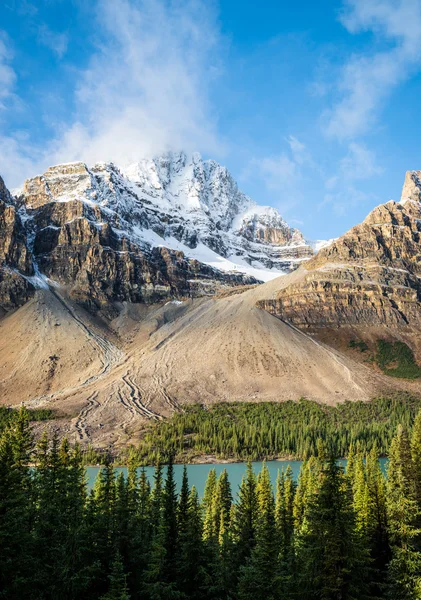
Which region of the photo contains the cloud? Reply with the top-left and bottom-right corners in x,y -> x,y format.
49,0 -> 224,167
339,142 -> 383,180
325,0 -> 421,138
240,137 -> 316,220
0,0 -> 224,187
245,136 -> 312,193
250,154 -> 298,191
37,24 -> 68,58
320,142 -> 383,214
0,34 -> 16,111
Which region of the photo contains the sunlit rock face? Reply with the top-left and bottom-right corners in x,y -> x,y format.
258,175 -> 421,329
0,175 -> 34,312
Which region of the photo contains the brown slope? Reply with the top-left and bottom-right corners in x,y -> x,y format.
0,289 -> 121,409
5,172 -> 421,449
0,275 -> 389,449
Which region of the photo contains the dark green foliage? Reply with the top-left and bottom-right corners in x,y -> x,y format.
297,457 -> 372,600
130,397 -> 421,463
349,339 -> 369,352
3,407 -> 421,599
0,406 -> 55,433
375,340 -> 421,379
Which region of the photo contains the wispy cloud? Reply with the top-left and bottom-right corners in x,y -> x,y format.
325,0 -> 421,139
0,34 -> 16,111
0,0 -> 225,187
321,142 -> 383,215
50,0 -> 224,167
37,24 -> 68,58
249,154 -> 298,191
241,136 -> 316,219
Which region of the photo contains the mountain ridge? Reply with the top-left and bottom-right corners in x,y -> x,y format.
2,161 -> 421,449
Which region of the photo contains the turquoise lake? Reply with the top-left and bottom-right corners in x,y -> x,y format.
86,458 -> 388,496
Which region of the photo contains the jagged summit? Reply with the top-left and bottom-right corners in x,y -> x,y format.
258,173 -> 421,330
0,152 -> 316,312
19,152 -> 312,282
400,170 -> 421,204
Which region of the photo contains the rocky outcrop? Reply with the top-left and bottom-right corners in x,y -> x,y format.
19,154 -> 312,277
0,176 -> 34,311
257,180 -> 421,329
0,154 -> 317,310
400,170 -> 421,204
0,168 -> 259,313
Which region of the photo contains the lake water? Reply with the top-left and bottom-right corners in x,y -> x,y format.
86,458 -> 388,497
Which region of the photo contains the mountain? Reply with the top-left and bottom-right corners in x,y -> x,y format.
1,161 -> 421,450
258,170 -> 421,330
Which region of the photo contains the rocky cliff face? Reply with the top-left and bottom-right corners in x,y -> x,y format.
0,176 -> 35,312
1,153 -> 312,312
258,172 -> 421,329
18,153 -> 312,278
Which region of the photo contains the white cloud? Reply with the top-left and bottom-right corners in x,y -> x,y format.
0,0 -> 225,187
49,0 -> 224,167
251,154 -> 298,191
0,34 -> 16,111
326,0 -> 421,138
321,185 -> 377,217
320,142 -> 383,214
37,24 -> 68,58
339,142 -> 383,180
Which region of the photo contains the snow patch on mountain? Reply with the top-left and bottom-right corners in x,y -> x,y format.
19,152 -> 316,281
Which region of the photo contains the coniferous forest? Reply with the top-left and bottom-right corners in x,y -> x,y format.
2,408 -> 421,599
130,396 -> 421,464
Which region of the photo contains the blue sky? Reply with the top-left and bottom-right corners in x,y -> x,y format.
1,0 -> 421,240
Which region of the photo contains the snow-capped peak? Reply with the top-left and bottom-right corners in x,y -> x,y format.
19,152 -> 315,280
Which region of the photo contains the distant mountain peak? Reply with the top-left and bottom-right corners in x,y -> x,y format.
19,152 -> 314,282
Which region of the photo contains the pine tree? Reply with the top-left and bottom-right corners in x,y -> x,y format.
88,459 -> 117,596
100,552 -> 131,600
238,463 -> 279,600
411,410 -> 421,506
177,472 -> 207,599
297,457 -> 371,600
232,461 -> 258,569
0,408 -> 34,599
387,425 -> 421,599
143,458 -> 180,599
276,465 -> 296,596
202,468 -> 217,542
162,456 -> 178,582
365,445 -> 390,597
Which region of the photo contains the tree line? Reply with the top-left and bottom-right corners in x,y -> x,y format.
129,396 -> 421,464
2,407 -> 421,599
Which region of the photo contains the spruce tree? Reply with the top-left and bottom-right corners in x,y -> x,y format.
232,461 -> 258,568
238,463 -> 279,600
100,552 -> 131,600
276,465 -> 296,596
297,457 -> 371,600
411,410 -> 421,505
0,408 -> 34,599
387,425 -> 421,599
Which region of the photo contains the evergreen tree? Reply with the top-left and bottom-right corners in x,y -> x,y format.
202,468 -> 217,542
232,462 -> 258,569
365,445 -> 390,597
238,463 -> 278,600
0,408 -> 34,599
411,410 -> 421,505
387,425 -> 421,599
297,457 -> 371,600
88,460 -> 117,596
100,553 -> 131,600
276,465 -> 296,596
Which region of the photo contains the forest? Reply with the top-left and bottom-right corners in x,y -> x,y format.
2,407 -> 421,599
129,396 -> 421,464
